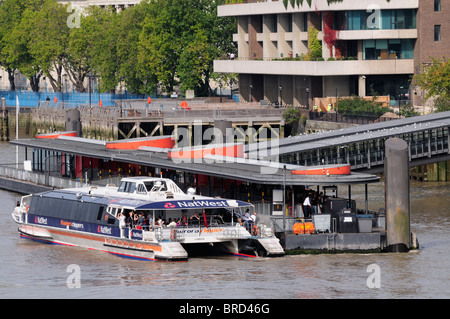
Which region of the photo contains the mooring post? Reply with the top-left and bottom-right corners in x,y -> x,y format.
385,138 -> 411,252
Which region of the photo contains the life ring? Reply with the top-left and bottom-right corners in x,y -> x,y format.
25,206 -> 29,212
170,228 -> 176,240
252,225 -> 258,236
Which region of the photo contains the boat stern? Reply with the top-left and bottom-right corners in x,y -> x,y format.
256,237 -> 285,257
155,241 -> 189,261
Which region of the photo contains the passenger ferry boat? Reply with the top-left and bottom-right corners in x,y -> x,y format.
12,177 -> 284,261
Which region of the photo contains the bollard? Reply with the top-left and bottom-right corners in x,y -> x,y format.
385,138 -> 410,252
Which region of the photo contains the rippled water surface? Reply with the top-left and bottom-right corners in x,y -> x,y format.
1,141 -> 449,299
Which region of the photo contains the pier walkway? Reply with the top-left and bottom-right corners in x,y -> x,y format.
249,111 -> 450,174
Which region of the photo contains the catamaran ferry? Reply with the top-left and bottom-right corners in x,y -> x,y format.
12,177 -> 284,261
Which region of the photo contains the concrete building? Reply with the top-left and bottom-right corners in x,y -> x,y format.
59,0 -> 140,11
213,0 -> 449,108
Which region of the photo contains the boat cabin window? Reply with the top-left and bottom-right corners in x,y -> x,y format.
96,206 -> 105,221
118,181 -> 137,193
144,182 -> 154,192
136,184 -> 147,195
149,181 -> 167,192
107,206 -> 123,218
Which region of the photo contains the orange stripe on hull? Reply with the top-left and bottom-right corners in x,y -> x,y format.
49,229 -> 162,252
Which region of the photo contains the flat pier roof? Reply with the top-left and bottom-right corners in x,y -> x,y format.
11,136 -> 380,186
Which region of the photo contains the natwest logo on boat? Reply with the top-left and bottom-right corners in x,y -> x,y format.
164,202 -> 176,209
97,225 -> 112,235
176,200 -> 228,208
35,216 -> 48,225
131,229 -> 143,239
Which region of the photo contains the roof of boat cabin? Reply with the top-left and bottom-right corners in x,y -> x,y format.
35,187 -> 253,210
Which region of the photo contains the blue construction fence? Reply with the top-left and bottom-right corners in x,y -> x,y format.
1,90 -> 241,107
0,90 -> 148,107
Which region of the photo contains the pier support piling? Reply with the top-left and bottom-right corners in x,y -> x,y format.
385,138 -> 411,252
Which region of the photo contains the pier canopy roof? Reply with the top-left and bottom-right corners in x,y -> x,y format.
11,134 -> 380,186
248,111 -> 450,157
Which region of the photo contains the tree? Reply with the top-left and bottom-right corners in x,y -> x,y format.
63,6 -> 106,92
25,0 -> 70,92
138,0 -> 236,96
0,0 -> 46,91
87,7 -> 120,93
0,0 -> 236,96
211,72 -> 238,99
115,3 -> 156,95
336,95 -> 392,117
138,0 -> 180,94
413,56 -> 450,112
283,107 -> 302,135
177,28 -> 211,94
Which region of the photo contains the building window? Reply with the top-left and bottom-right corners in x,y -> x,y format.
272,14 -> 277,33
434,0 -> 441,12
302,12 -> 308,32
334,9 -> 416,30
363,39 -> 415,60
434,25 -> 441,41
288,13 -> 293,32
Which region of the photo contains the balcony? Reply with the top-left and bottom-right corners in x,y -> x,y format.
213,58 -> 414,76
337,29 -> 417,40
218,0 -> 418,17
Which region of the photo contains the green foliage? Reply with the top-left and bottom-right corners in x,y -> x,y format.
115,4 -> 155,95
137,0 -> 236,96
300,114 -> 307,125
0,0 -> 47,91
0,0 -> 236,96
434,97 -> 450,112
25,0 -> 69,92
398,103 -> 419,118
307,26 -> 322,60
413,56 -> 450,112
283,107 -> 303,135
336,96 -> 392,117
283,107 -> 301,125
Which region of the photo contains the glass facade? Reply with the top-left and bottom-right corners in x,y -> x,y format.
363,39 -> 415,60
366,75 -> 411,106
334,9 -> 416,30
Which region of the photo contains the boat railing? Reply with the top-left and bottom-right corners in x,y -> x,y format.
122,221 -> 275,242
152,222 -> 275,241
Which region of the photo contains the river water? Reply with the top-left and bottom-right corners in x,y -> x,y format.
0,139 -> 449,301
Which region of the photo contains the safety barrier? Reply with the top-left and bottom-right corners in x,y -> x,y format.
1,90 -> 146,107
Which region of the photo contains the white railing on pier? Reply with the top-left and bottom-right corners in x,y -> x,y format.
0,165 -> 86,189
